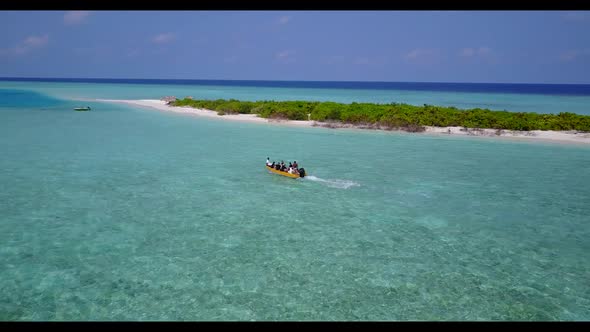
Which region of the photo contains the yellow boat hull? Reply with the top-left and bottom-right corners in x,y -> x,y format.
266,165 -> 303,178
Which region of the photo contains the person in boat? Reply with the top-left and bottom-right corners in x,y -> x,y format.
266,157 -> 272,166
292,161 -> 298,169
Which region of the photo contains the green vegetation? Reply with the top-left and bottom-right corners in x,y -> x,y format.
172,98 -> 590,132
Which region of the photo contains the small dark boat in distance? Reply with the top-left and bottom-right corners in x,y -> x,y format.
74,106 -> 91,111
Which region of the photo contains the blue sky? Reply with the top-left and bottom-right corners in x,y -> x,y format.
0,11 -> 589,83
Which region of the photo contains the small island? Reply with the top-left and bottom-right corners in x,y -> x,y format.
95,97 -> 590,145
171,98 -> 590,133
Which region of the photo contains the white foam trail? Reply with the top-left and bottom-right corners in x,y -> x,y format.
304,175 -> 361,189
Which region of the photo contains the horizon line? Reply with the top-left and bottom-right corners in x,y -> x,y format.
1,76 -> 590,86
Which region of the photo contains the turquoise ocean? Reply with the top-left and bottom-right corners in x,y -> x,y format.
0,79 -> 589,320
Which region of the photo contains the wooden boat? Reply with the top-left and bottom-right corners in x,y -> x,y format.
266,165 -> 306,178
74,107 -> 91,111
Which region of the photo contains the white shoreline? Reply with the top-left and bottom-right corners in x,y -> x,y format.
94,99 -> 590,145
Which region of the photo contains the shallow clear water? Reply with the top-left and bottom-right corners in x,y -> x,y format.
2,80 -> 590,115
0,86 -> 589,320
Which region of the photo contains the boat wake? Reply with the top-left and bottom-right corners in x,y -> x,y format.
304,175 -> 361,189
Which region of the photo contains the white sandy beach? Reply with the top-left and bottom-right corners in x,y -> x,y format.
96,99 -> 590,145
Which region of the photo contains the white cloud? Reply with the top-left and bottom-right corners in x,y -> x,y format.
354,57 -> 370,65
126,49 -> 140,58
460,47 -> 491,57
276,50 -> 293,59
560,49 -> 590,62
460,48 -> 475,57
23,35 -> 49,48
278,16 -> 291,25
406,49 -> 430,60
64,11 -> 90,25
275,50 -> 295,63
478,47 -> 491,55
560,50 -> 578,62
153,33 -> 176,44
404,48 -> 440,64
0,34 -> 49,56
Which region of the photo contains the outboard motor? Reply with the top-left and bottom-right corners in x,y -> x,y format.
298,168 -> 306,178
